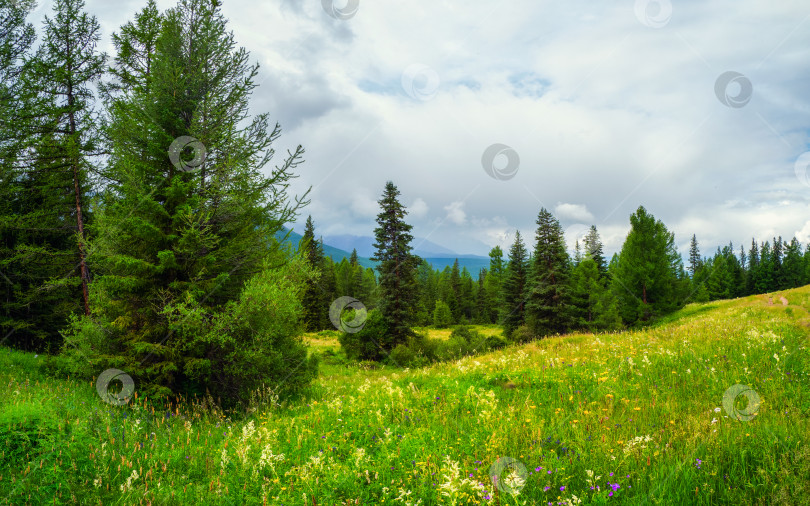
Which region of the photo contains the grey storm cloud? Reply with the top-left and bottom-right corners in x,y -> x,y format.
58,0 -> 810,257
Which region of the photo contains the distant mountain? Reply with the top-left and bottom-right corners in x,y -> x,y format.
275,229 -> 377,269
419,257 -> 491,276
323,234 -> 466,259
276,229 -> 493,279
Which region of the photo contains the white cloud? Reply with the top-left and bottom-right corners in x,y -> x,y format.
81,0 -> 810,257
444,201 -> 467,225
410,198 -> 429,219
555,203 -> 595,223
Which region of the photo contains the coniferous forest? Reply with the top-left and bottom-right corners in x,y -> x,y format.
1,1 -> 809,504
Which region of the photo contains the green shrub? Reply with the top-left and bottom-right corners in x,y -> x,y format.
485,335 -> 508,350
510,324 -> 535,343
63,255 -> 320,408
338,309 -> 389,361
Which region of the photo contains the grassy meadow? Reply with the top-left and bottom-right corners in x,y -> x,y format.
1,288 -> 809,505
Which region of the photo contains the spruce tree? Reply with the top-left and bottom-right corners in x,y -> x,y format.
501,231 -> 529,338
773,237 -> 784,289
688,234 -> 701,277
448,258 -> 461,322
570,256 -> 621,332
300,216 -> 324,331
485,245 -> 504,323
0,0 -> 56,350
475,268 -> 489,323
459,267 -> 474,322
747,239 -> 760,295
706,251 -> 732,300
433,300 -> 451,328
757,241 -> 775,293
583,225 -> 607,278
64,0 -> 311,400
782,237 -> 803,289
318,251 -> 338,329
525,208 -> 571,337
370,181 -> 418,349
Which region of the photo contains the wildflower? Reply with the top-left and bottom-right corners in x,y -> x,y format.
714,407 -> 721,413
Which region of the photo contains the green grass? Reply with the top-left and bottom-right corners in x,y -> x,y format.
1,289 -> 809,505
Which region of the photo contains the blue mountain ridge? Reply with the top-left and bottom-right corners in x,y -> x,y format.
275,228 -> 492,279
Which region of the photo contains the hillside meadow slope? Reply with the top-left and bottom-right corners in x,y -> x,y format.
1,288 -> 809,505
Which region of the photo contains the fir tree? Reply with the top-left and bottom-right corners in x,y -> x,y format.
370,181 -> 418,349
475,268 -> 489,324
747,239 -> 760,295
300,216 -> 324,331
448,258 -> 461,322
433,300 -> 451,328
583,225 -> 607,278
688,234 -> 701,277
318,252 -> 338,329
0,0 -> 65,350
525,208 -> 571,337
757,241 -> 775,293
64,0 -> 311,400
782,237 -> 803,289
485,245 -> 504,323
501,231 -> 529,338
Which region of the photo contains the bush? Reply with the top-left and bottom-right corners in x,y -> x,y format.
61,255 -> 320,408
485,335 -> 508,350
510,324 -> 535,343
382,326 -> 507,368
338,309 -> 389,361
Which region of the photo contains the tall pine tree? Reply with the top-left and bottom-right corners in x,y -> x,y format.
300,216 -> 324,331
501,231 -> 529,338
525,208 -> 571,336
64,0 -> 311,399
370,181 -> 418,348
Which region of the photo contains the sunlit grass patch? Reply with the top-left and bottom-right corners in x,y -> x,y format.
1,287 -> 809,504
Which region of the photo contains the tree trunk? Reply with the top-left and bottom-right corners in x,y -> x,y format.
67,84 -> 90,316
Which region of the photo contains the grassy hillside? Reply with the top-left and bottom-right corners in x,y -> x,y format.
1,288 -> 809,505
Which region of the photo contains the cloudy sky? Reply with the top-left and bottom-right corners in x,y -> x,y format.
29,0 -> 810,257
